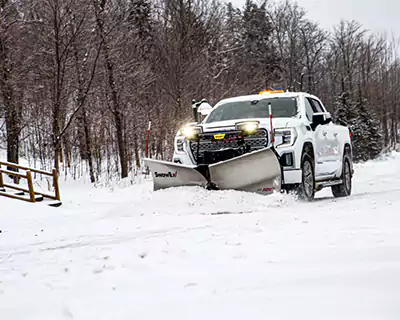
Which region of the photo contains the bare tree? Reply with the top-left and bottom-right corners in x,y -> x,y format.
2,0 -> 400,182
0,0 -> 24,169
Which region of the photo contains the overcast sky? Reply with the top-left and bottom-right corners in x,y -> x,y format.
230,0 -> 399,37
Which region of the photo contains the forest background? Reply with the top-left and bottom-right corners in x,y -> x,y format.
1,0 -> 398,183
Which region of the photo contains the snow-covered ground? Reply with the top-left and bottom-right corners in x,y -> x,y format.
1,153 -> 400,320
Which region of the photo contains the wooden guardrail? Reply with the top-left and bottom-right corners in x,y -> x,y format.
0,161 -> 60,204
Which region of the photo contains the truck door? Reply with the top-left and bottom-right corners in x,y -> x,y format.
305,98 -> 340,177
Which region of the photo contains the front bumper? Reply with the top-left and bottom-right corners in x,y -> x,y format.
173,152 -> 302,185
282,169 -> 302,184
173,131 -> 303,185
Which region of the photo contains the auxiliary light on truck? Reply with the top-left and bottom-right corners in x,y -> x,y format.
180,125 -> 203,140
235,121 -> 260,135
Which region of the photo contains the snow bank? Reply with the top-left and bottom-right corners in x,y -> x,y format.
1,152 -> 400,320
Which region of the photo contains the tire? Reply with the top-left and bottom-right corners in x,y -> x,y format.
332,153 -> 352,198
297,150 -> 315,201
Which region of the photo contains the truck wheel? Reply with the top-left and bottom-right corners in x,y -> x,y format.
297,151 -> 315,201
332,153 -> 352,198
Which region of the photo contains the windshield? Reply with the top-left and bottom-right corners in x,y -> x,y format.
205,97 -> 298,123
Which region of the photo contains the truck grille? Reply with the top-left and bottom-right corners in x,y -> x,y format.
189,129 -> 269,164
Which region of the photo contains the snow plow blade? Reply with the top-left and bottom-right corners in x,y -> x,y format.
144,158 -> 208,191
145,148 -> 281,193
208,148 -> 281,193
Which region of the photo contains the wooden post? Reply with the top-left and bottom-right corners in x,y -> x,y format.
26,171 -> 36,203
53,169 -> 61,201
0,164 -> 4,190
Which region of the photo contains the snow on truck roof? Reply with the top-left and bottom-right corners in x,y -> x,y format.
215,91 -> 305,106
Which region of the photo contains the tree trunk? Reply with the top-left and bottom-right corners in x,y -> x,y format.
1,36 -> 19,173
134,135 -> 141,170
72,22 -> 96,183
53,0 -> 61,173
63,137 -> 71,168
83,108 -> 96,183
94,2 -> 128,178
5,108 -> 19,165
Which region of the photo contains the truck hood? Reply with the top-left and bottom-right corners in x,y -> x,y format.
200,117 -> 301,132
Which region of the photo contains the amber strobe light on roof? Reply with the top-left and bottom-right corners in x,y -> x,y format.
258,89 -> 285,95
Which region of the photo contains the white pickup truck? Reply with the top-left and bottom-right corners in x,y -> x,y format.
146,90 -> 354,201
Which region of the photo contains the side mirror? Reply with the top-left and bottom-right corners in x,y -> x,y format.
311,112 -> 332,130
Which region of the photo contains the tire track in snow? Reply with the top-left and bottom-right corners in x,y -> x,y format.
0,225 -> 212,257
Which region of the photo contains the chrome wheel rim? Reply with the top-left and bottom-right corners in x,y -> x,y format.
303,161 -> 314,196
344,161 -> 351,191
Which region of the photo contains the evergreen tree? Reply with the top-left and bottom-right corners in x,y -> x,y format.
333,84 -> 356,127
352,97 -> 382,161
334,88 -> 382,161
240,0 -> 280,92
224,2 -> 242,52
128,0 -> 152,41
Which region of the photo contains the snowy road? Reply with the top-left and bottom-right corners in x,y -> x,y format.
1,153 -> 400,320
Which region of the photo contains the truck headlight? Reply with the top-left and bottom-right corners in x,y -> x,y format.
235,121 -> 260,135
179,126 -> 202,140
175,137 -> 185,154
274,127 -> 297,147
